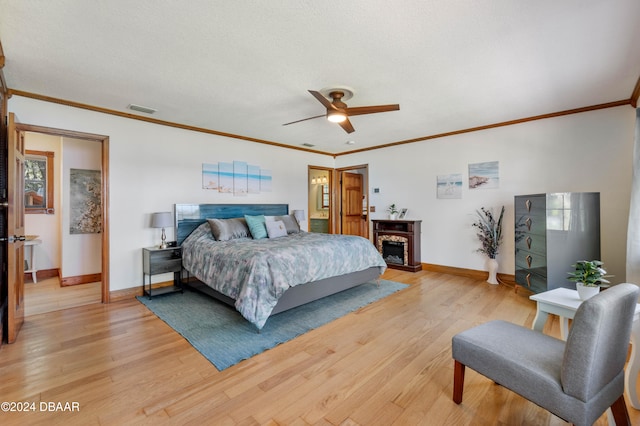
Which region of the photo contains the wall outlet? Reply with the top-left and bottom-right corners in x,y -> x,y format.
370,206 -> 376,212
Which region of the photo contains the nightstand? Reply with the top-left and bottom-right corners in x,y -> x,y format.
142,246 -> 183,299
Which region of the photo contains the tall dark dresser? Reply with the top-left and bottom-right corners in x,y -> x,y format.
514,192 -> 600,293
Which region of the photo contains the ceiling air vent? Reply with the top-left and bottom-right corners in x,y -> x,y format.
128,104 -> 157,114
302,143 -> 315,147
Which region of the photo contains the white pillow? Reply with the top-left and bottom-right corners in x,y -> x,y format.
266,220 -> 288,238
265,214 -> 301,233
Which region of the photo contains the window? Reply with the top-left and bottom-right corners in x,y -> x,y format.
322,184 -> 330,208
25,150 -> 54,214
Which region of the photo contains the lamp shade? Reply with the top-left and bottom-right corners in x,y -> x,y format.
151,212 -> 173,228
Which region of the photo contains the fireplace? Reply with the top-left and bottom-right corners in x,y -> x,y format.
372,219 -> 422,272
380,237 -> 408,265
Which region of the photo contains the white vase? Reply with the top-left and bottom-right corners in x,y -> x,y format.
576,282 -> 600,300
389,213 -> 398,220
486,258 -> 499,285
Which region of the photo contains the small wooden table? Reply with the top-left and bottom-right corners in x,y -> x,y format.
24,238 -> 42,283
530,287 -> 640,409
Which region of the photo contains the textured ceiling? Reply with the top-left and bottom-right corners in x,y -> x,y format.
1,1 -> 639,155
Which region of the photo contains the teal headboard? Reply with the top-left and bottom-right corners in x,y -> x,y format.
175,203 -> 289,245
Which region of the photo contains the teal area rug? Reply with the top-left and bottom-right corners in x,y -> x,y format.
137,279 -> 407,370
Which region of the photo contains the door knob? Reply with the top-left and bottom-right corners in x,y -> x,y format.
0,235 -> 26,242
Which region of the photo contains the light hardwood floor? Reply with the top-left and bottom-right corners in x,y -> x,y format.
24,276 -> 102,317
1,269 -> 638,425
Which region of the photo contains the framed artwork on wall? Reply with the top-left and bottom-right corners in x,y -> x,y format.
70,168 -> 102,234
437,173 -> 463,199
468,161 -> 499,189
202,161 -> 272,194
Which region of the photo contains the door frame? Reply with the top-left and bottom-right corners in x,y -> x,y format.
336,164 -> 369,238
308,164 -> 369,237
307,165 -> 335,233
16,123 -> 110,303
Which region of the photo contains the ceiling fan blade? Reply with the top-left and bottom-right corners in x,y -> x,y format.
282,114 -> 326,126
338,117 -> 355,134
308,90 -> 337,110
346,104 -> 400,116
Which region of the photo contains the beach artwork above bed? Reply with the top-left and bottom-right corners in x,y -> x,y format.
202,161 -> 272,195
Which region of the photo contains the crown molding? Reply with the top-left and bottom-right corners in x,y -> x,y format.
631,75 -> 640,108
6,89 -> 333,157
5,88 -> 634,158
0,40 -> 7,96
338,99 -> 632,156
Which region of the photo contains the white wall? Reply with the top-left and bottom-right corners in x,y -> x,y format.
11,97 -> 637,290
9,96 -> 334,291
24,132 -> 62,271
336,105 -> 636,283
62,137 -> 102,278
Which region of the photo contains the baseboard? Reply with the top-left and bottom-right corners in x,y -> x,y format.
24,268 -> 59,283
110,280 -> 175,302
422,263 -> 517,288
60,273 -> 102,287
110,265 -> 519,303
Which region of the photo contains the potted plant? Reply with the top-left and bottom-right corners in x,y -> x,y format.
472,206 -> 505,284
567,260 -> 611,300
387,204 -> 399,220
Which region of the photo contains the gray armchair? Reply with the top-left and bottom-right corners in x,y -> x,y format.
452,283 -> 639,426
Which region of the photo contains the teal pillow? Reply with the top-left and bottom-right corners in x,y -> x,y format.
244,214 -> 267,239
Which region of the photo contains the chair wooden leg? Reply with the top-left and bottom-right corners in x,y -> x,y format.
453,360 -> 465,404
610,395 -> 630,426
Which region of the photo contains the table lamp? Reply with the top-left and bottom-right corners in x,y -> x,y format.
151,212 -> 173,249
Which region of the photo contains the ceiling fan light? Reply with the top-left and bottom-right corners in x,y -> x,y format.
327,110 -> 347,123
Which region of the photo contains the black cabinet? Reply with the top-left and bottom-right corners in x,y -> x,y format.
514,193 -> 600,293
142,246 -> 183,298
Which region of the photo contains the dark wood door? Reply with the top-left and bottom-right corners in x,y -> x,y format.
341,172 -> 365,237
7,113 -> 25,343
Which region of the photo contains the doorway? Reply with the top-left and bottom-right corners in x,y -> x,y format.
307,166 -> 332,233
307,164 -> 369,239
338,165 -> 369,239
16,123 -> 110,313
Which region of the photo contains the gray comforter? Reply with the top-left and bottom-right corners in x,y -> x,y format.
181,222 -> 386,329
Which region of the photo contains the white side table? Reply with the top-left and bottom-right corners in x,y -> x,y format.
530,287 -> 640,409
24,238 -> 42,283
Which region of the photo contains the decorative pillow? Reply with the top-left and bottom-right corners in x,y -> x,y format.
265,214 -> 301,234
244,214 -> 267,239
206,218 -> 250,241
266,220 -> 288,238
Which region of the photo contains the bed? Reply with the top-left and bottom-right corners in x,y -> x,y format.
176,203 -> 386,329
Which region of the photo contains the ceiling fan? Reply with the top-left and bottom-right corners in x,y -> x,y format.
283,88 -> 400,134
